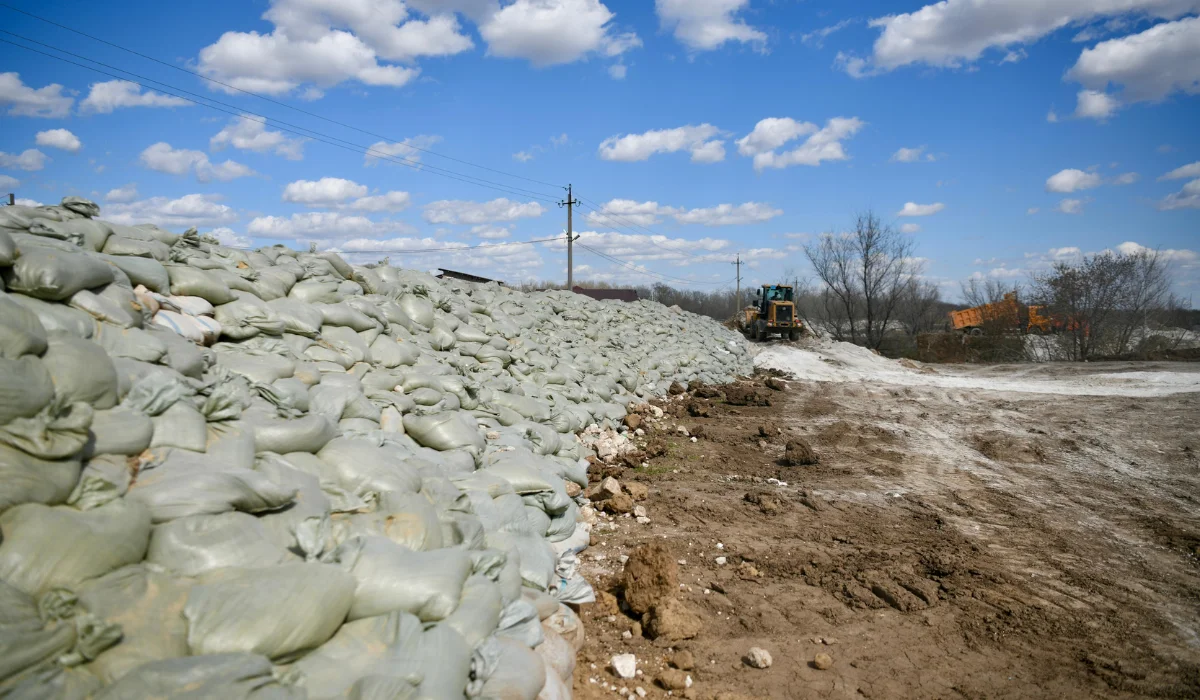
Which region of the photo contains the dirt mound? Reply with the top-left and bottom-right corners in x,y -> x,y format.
622,543 -> 678,615
724,384 -> 772,406
784,438 -> 819,466
971,430 -> 1048,463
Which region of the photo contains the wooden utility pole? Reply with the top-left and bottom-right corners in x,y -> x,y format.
559,184 -> 579,288
732,254 -> 743,318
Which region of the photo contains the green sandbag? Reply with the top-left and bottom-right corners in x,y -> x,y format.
2,247 -> 114,301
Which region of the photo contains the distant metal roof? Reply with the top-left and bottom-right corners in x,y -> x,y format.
437,268 -> 501,285
572,286 -> 639,302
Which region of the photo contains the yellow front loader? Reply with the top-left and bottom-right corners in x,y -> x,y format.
738,284 -> 801,341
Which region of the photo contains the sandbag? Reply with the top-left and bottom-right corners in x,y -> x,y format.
216,352 -> 295,384
0,293 -> 48,358
91,323 -> 168,364
101,234 -> 170,261
291,611 -> 425,699
149,402 -> 208,451
267,298 -> 324,337
183,563 -> 356,659
214,294 -> 285,340
0,400 -> 93,460
403,411 -> 485,459
165,265 -> 236,305
0,581 -> 121,690
473,636 -> 547,700
93,652 -> 305,700
40,336 -> 119,409
2,247 -> 114,300
288,280 -> 342,304
0,443 -> 81,514
96,254 -> 170,293
0,499 -> 151,596
0,355 -> 55,424
146,513 -> 290,577
246,411 -> 336,454
331,535 -> 472,622
68,288 -> 139,328
6,293 -> 97,339
126,454 -> 297,523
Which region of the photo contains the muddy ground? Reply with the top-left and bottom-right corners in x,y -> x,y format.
572,357 -> 1200,699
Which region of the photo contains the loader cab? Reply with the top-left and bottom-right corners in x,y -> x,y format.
756,285 -> 794,311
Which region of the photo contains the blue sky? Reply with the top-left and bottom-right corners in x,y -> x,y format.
1,0 -> 1198,302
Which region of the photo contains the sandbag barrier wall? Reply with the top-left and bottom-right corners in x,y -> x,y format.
0,197 -> 753,699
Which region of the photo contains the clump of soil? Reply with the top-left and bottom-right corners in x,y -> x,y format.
971,430 -> 1048,463
724,384 -> 772,406
784,438 -> 819,466
622,543 -> 678,615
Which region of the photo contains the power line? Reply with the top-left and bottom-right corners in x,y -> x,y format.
236,235 -> 564,255
0,2 -> 564,191
576,196 -> 705,260
575,241 -> 730,286
0,34 -> 563,206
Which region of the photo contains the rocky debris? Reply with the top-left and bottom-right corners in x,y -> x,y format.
784,438 -> 819,466
687,401 -> 710,418
593,590 -> 621,617
813,653 -> 834,670
744,491 -> 781,515
671,650 -> 695,670
746,647 -> 773,669
736,562 -> 762,580
624,414 -> 642,431
714,693 -> 755,700
581,425 -> 638,461
600,493 -> 634,515
623,543 -> 679,615
676,426 -> 690,437
625,482 -> 649,501
612,653 -> 638,679
564,481 -> 582,498
689,424 -> 707,439
764,377 -> 787,391
694,385 -> 725,399
657,668 -> 692,690
758,422 -> 781,438
633,505 -> 648,519
645,597 -> 703,640
715,556 -> 728,566
668,382 -> 687,395
723,385 -> 772,406
596,476 -> 623,500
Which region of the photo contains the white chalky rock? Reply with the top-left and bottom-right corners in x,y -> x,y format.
612,654 -> 637,679
747,647 -> 773,669
633,505 -> 647,518
716,556 -> 727,566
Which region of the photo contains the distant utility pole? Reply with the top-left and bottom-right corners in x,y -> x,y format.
559,184 -> 580,289
4,193 -> 13,206
732,254 -> 743,318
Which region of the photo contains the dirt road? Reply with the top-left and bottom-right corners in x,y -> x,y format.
573,344 -> 1200,699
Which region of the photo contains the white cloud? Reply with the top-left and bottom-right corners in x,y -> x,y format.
801,19 -> 854,47
471,224 -> 512,240
598,124 -> 725,164
1027,207 -> 1040,214
897,202 -> 945,217
423,198 -> 546,224
1046,168 -> 1103,193
104,194 -> 239,228
1057,198 -> 1086,214
1073,89 -> 1120,120
364,135 -> 443,166
608,64 -> 628,80
140,142 -> 256,182
513,150 -> 534,162
14,198 -> 42,207
0,73 -> 73,118
585,199 -> 781,227
211,115 -> 306,160
350,191 -> 412,212
105,184 -> 139,203
1113,172 -> 1139,185
1067,16 -> 1200,119
851,0 -> 1200,75
1047,109 -> 1059,123
550,229 -> 733,264
891,146 -> 935,163
34,129 -> 82,153
655,0 -> 767,51
551,133 -> 569,147
248,211 -> 413,240
1157,179 -> 1200,210
282,177 -> 368,206
0,175 -> 18,190
209,227 -> 253,248
738,117 -> 865,171
900,223 -> 921,233
335,233 -> 547,275
480,0 -> 638,66
0,149 -> 47,171
80,80 -> 191,114
1159,161 -> 1200,180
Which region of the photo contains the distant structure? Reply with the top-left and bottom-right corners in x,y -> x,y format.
572,286 -> 638,302
437,268 -> 502,285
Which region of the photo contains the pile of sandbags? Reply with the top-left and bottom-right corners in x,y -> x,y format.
0,197 -> 751,699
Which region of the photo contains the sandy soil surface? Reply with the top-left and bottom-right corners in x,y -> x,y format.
572,341 -> 1200,700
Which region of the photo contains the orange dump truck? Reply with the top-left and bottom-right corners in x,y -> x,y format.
949,292 -> 1058,335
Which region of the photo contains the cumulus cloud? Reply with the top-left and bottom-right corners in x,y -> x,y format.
1057,198 -> 1086,214
846,0 -> 1200,75
104,194 -> 239,228
282,177 -> 368,206
0,73 -> 73,118
80,80 -> 190,114
364,135 -> 443,166
470,224 -> 512,240
334,233 -> 547,277
801,19 -> 855,47
423,198 -> 546,225
479,0 -> 638,66
655,0 -> 766,51
900,223 -> 921,233
1067,16 -> 1200,120
737,117 -> 865,171
1045,168 -> 1103,193
209,227 -> 253,248
891,146 -> 934,163
34,129 -> 82,153
598,124 -> 725,164
1157,179 -> 1200,210
248,211 -> 414,240
211,115 -> 306,160
1159,161 -> 1200,180
1113,172 -> 1140,185
0,149 -> 47,171
548,229 -> 734,265
607,64 -> 627,80
586,199 -> 781,227
105,184 -> 139,203
897,202 -> 945,217
140,142 -> 256,182
0,175 -> 18,189
350,191 -> 412,212
512,151 -> 534,162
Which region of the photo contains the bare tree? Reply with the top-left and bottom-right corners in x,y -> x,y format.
803,212 -> 918,349
896,277 -> 943,336
960,278 -> 1019,308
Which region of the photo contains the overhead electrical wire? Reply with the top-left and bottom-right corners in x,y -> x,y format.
291,235 -> 564,256
574,242 -> 731,287
0,2 -> 564,191
0,33 -> 563,206
575,196 -> 706,260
